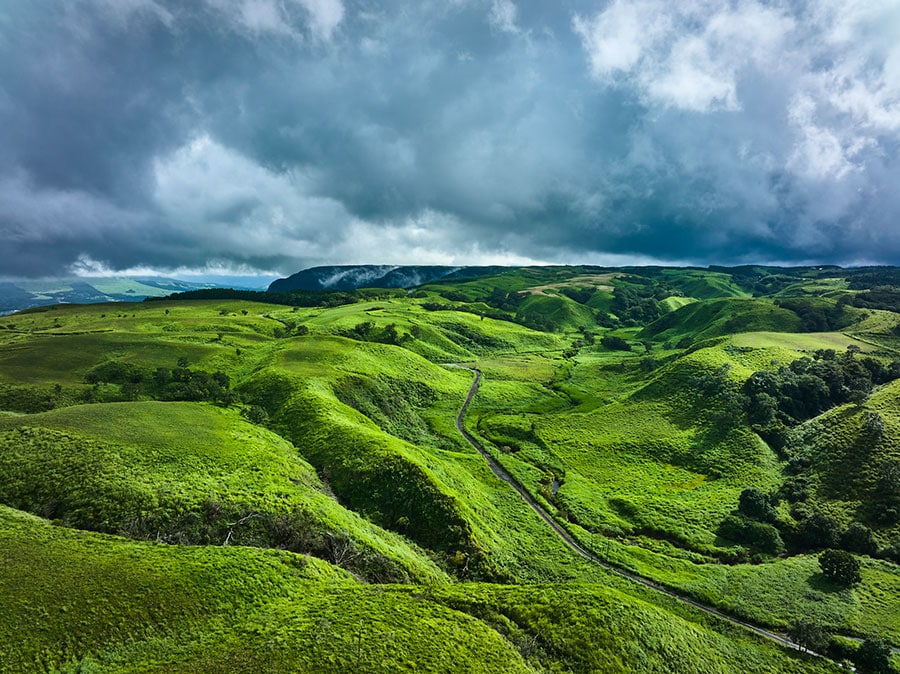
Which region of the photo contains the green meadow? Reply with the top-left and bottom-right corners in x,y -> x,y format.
1,265 -> 899,671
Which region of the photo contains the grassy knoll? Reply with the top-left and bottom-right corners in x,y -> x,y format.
613,544 -> 900,645
0,504 -> 351,673
784,378 -> 900,542
657,268 -> 752,299
640,297 -> 803,344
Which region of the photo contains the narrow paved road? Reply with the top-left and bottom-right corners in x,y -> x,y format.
451,365 -> 834,662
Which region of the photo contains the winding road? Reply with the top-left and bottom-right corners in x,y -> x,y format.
450,365 -> 835,663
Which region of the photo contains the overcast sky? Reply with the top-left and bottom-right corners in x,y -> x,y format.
1,0 -> 899,277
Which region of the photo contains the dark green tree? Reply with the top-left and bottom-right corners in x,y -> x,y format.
787,620 -> 829,654
600,335 -> 631,351
819,549 -> 861,586
841,522 -> 878,556
853,638 -> 893,674
738,488 -> 777,522
797,510 -> 841,549
242,406 -> 269,425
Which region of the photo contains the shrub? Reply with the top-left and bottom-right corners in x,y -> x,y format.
786,620 -> 829,654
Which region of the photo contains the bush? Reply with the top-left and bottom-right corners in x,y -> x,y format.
786,620 -> 829,654
718,514 -> 784,555
796,510 -> 841,550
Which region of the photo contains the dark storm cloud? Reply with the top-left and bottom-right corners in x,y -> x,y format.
1,0 -> 898,277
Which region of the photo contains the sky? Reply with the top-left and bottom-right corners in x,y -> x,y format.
1,0 -> 899,278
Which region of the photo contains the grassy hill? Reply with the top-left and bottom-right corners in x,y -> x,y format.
0,402 -> 446,583
0,505 -> 836,673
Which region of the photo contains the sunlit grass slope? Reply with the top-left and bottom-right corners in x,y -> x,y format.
1,267 -> 898,664
0,505 -> 835,674
0,402 -> 446,583
657,268 -> 752,299
473,337 -> 785,554
787,377 -> 900,539
0,506 -> 530,674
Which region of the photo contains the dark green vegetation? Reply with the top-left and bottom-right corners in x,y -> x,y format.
2,265 -> 899,672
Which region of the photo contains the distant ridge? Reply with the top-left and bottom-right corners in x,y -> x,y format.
0,276 -> 224,315
268,265 -> 506,292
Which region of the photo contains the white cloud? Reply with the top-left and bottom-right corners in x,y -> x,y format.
153,135 -> 350,261
573,0 -> 794,112
151,136 -> 558,270
489,0 -> 519,34
572,0 -> 660,78
787,94 -> 866,181
295,0 -> 345,40
199,0 -> 344,40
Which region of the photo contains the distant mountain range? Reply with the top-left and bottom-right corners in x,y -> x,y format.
0,276 -> 266,314
268,265 -> 506,292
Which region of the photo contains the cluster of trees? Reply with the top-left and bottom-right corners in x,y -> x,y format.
600,335 -> 631,351
559,286 -> 595,304
339,321 -> 404,346
851,286 -> 900,313
610,281 -> 673,326
847,266 -> 900,289
743,348 -> 900,449
485,288 -> 525,313
719,480 -> 900,566
84,358 -> 235,405
872,458 -> 900,525
272,318 -> 309,339
788,619 -> 894,673
774,298 -> 851,332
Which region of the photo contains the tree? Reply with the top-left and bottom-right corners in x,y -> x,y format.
819,549 -> 861,586
600,335 -> 631,351
874,459 -> 900,525
841,522 -> 878,556
798,510 -> 841,549
242,405 -> 269,425
738,488 -> 777,522
787,620 -> 829,654
853,638 -> 893,674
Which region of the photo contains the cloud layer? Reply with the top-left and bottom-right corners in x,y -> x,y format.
1,0 -> 898,276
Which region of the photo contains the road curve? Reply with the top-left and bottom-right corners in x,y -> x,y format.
450,365 -> 831,661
